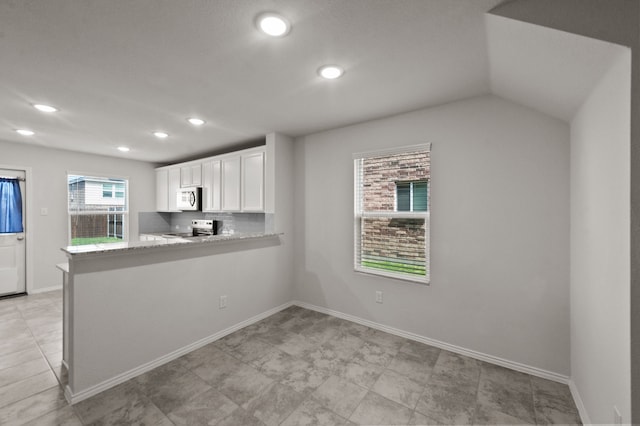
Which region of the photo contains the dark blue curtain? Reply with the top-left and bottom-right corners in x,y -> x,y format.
0,178 -> 23,233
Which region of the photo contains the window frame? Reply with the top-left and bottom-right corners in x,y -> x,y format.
67,172 -> 130,246
353,144 -> 431,284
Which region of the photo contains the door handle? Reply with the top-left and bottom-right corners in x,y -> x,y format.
16,236 -> 24,241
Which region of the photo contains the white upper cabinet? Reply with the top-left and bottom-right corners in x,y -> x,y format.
155,169 -> 169,211
221,156 -> 241,211
156,145 -> 266,213
156,167 -> 181,212
180,163 -> 202,187
167,168 -> 181,211
202,160 -> 221,212
241,150 -> 265,212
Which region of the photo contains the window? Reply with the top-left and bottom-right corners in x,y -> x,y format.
68,175 -> 128,246
102,183 -> 125,199
102,184 -> 112,198
0,178 -> 23,233
396,181 -> 428,212
354,144 -> 430,283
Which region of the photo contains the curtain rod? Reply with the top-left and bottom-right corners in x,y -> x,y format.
0,176 -> 25,181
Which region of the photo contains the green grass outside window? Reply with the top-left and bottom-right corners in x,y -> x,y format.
362,259 -> 426,276
71,237 -> 122,246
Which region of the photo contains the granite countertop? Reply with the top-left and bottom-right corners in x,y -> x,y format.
61,232 -> 281,257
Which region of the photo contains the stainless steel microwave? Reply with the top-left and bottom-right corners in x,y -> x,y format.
176,187 -> 201,211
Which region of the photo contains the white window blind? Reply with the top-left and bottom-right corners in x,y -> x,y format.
354,144 -> 430,283
67,174 -> 129,246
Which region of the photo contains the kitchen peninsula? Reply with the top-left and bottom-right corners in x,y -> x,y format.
63,231 -> 280,256
59,133 -> 295,404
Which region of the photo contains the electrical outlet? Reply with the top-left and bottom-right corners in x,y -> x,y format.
375,291 -> 383,304
219,295 -> 227,309
614,406 -> 622,425
40,207 -> 48,216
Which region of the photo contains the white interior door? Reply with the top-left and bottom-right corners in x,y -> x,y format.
0,169 -> 26,296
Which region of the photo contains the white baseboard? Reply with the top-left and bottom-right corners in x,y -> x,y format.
29,285 -> 62,294
65,298 -> 578,409
65,301 -> 293,404
569,379 -> 591,425
293,300 -> 570,385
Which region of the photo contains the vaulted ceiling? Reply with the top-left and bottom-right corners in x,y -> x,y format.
0,0 -> 625,163
486,14 -> 627,122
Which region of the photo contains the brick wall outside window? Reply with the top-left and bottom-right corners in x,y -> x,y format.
360,151 -> 430,265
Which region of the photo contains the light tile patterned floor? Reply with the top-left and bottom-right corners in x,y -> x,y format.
0,292 -> 582,425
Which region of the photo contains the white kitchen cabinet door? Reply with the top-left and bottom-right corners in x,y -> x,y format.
180,163 -> 202,187
167,167 -> 181,211
190,164 -> 202,186
202,160 -> 221,212
241,151 -> 265,212
155,169 -> 169,211
221,156 -> 241,211
202,161 -> 212,211
211,161 -> 221,211
180,166 -> 190,187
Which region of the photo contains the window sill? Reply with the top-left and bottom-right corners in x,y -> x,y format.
354,266 -> 430,285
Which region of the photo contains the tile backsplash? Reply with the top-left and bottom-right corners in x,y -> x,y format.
138,212 -> 171,233
139,211 -> 266,235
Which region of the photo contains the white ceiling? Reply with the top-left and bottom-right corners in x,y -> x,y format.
0,0 -> 500,162
486,14 -> 627,122
0,1 -> 625,164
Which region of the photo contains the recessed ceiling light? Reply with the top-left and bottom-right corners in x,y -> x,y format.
153,131 -> 169,139
256,13 -> 290,37
33,104 -> 58,113
16,129 -> 35,136
117,146 -> 130,152
318,65 -> 344,80
187,118 -> 205,126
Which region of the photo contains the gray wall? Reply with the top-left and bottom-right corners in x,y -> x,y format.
67,132 -> 296,398
70,237 -> 292,395
0,140 -> 156,292
293,95 -> 571,376
570,51 -> 631,423
490,1 -> 639,423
